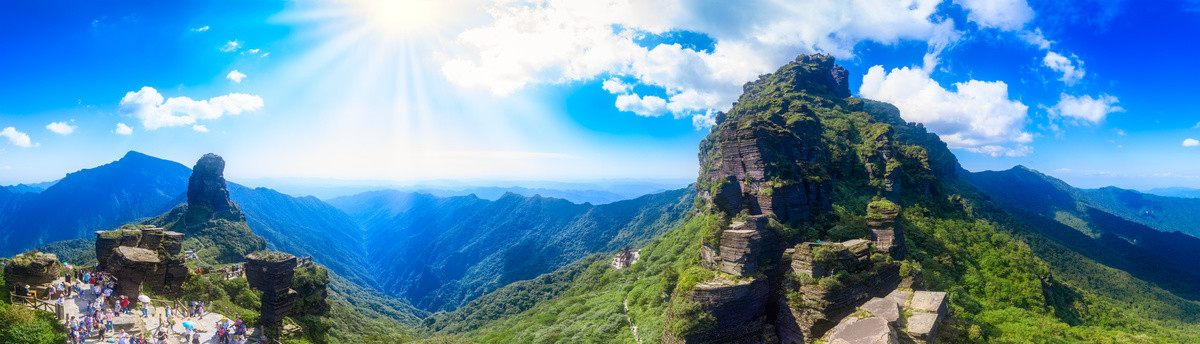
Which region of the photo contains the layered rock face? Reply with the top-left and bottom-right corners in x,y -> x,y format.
95,227 -> 188,294
187,153 -> 236,215
778,240 -> 901,343
109,246 -> 160,307
667,54 -> 952,344
866,201 -> 905,259
245,251 -> 299,329
3,250 -> 61,297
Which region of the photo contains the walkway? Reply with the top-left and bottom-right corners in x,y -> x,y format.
55,278 -> 243,343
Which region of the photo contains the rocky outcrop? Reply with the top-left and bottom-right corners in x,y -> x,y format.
109,246 -> 160,307
4,250 -> 61,297
827,317 -> 894,344
778,240 -> 901,343
245,251 -> 299,330
700,215 -> 787,277
95,227 -> 188,294
867,201 -> 904,259
664,278 -> 771,344
187,153 -> 236,215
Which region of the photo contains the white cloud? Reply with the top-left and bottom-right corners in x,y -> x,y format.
0,127 -> 37,148
226,70 -> 247,83
46,121 -> 76,135
443,0 -> 961,126
114,123 -> 133,135
602,78 -> 631,94
860,65 -> 1033,157
220,40 -> 241,52
1193,121 -> 1200,129
1048,93 -> 1123,125
1185,138 -> 1200,147
1043,52 -> 1085,85
193,125 -> 209,133
954,0 -> 1035,30
615,93 -> 667,117
1018,29 -> 1053,50
118,86 -> 264,130
1114,128 -> 1126,136
248,49 -> 260,54
192,26 -> 210,32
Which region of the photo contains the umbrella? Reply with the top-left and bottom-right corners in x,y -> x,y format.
138,295 -> 151,303
182,321 -> 196,329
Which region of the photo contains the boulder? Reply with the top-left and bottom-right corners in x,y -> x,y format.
828,317 -> 895,344
910,291 -> 947,315
3,251 -> 61,297
885,289 -> 911,309
905,313 -> 940,344
861,297 -> 899,323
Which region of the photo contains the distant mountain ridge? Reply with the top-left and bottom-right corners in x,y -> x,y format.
329,187 -> 695,312
962,165 -> 1200,299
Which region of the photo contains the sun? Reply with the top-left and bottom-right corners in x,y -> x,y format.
350,0 -> 446,37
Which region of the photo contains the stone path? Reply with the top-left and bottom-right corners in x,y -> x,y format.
622,297 -> 641,344
56,278 -> 243,344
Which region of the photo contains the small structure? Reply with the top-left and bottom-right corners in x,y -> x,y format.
611,247 -> 640,270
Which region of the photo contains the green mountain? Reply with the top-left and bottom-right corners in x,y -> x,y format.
1082,186 -> 1200,238
329,188 -> 695,312
433,55 -> 1200,343
963,166 -> 1200,299
0,151 -> 190,257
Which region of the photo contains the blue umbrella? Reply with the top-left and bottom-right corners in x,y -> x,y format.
182,321 -> 196,329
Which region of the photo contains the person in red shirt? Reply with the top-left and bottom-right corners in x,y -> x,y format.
120,296 -> 130,314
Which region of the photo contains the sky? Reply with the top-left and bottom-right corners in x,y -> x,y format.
1,0 -> 1199,190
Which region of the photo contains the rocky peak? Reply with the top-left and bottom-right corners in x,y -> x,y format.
187,153 -> 235,214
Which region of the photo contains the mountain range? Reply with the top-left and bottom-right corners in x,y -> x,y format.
0,150 -> 693,315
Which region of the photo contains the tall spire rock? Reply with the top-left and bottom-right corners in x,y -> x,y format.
187,153 -> 235,214
142,153 -> 265,264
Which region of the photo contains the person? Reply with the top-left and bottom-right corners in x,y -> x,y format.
121,295 -> 131,314
106,309 -> 115,332
142,303 -> 149,317
156,328 -> 168,344
165,305 -> 172,318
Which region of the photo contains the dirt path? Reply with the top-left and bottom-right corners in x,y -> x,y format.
623,297 -> 642,344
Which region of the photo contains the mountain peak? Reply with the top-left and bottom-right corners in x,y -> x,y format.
187,153 -> 236,215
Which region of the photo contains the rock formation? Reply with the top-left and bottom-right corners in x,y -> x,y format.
245,251 -> 299,332
187,153 -> 236,215
109,246 -> 160,307
866,201 -> 905,259
777,239 -> 900,342
666,54 -> 950,344
95,226 -> 188,294
3,250 -> 61,297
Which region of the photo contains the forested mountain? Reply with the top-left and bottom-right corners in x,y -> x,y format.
428,55 -> 1200,343
329,187 -> 695,312
0,151 -> 190,257
963,166 -> 1200,299
1082,186 -> 1200,238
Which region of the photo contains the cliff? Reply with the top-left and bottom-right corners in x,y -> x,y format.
667,54 -> 951,343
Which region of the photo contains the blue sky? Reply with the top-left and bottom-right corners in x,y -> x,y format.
1,0 -> 1199,190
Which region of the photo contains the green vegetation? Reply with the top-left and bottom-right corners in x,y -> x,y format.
0,271 -> 66,344
37,238 -> 96,267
